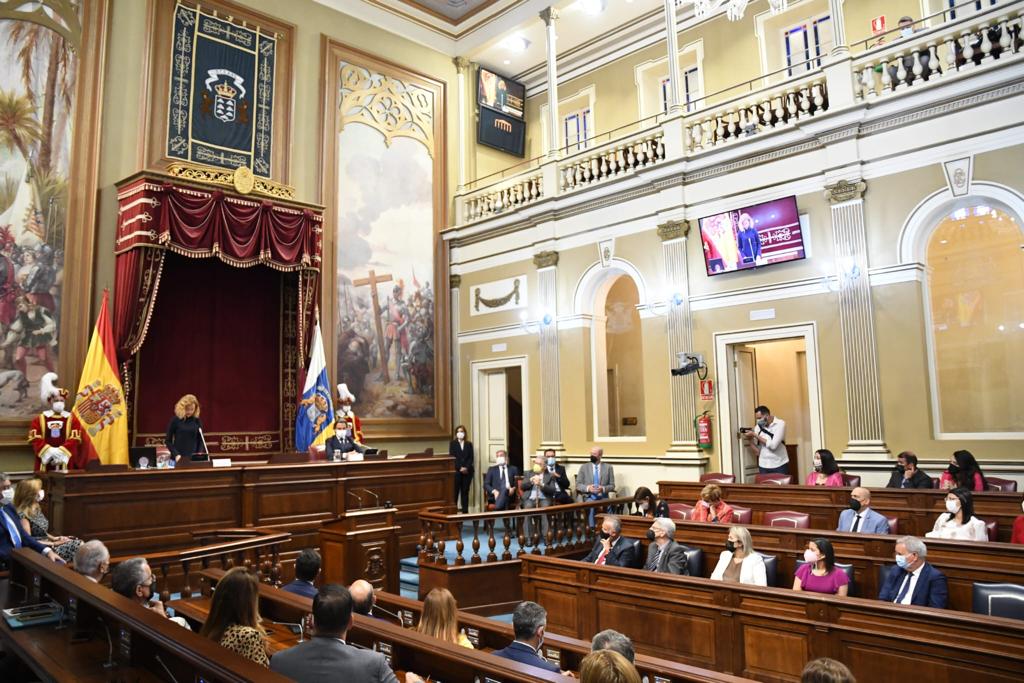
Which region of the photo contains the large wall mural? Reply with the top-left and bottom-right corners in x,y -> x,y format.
324,45 -> 449,440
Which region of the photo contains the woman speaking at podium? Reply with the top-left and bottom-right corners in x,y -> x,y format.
166,394 -> 204,461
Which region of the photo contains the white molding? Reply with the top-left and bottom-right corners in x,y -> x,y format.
867,263 -> 926,286
689,276 -> 831,312
458,323 -> 528,344
714,322 -> 824,482
539,84 -> 597,154
572,258 -> 651,315
633,39 -> 704,120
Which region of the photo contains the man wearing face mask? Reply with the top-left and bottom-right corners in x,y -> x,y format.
887,16 -> 939,87
483,450 -> 519,511
542,449 -> 572,504
522,454 -> 557,538
492,601 -> 570,675
837,487 -> 891,535
577,447 -> 616,526
28,372 -> 90,471
885,452 -> 934,489
643,517 -> 688,575
111,557 -> 191,629
581,515 -> 637,568
0,472 -> 12,506
742,405 -> 787,475
877,536 -> 948,608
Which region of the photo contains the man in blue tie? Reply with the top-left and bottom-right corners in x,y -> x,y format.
1,492 -> 64,568
878,536 -> 948,608
576,447 -> 616,526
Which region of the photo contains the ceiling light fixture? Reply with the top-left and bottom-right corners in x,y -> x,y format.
501,35 -> 531,53
682,0 -> 788,22
577,0 -> 607,15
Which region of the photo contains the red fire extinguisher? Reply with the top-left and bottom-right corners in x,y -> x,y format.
695,411 -> 713,450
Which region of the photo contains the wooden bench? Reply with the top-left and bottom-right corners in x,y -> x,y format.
612,514 -> 1024,613
657,481 -> 1024,541
520,553 -> 1024,683
190,567 -> 757,683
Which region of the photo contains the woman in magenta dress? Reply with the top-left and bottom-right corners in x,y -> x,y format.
793,538 -> 849,596
805,449 -> 844,487
938,450 -> 987,492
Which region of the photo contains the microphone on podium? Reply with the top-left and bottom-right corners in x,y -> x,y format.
347,490 -> 364,509
361,489 -> 380,507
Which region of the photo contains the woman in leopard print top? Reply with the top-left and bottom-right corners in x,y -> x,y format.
199,567 -> 269,667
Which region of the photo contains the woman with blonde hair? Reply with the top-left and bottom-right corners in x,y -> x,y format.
166,394 -> 204,462
417,587 -> 473,648
710,525 -> 767,586
691,483 -> 734,524
14,478 -> 82,563
200,567 -> 269,667
580,649 -> 641,683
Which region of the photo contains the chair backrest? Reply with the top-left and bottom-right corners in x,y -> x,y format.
731,505 -> 753,524
987,477 -> 1019,492
758,553 -> 778,587
308,444 -> 326,461
930,476 -> 941,488
795,560 -> 856,595
700,473 -> 736,484
667,503 -> 694,521
763,510 -> 810,528
972,583 -> 1024,620
630,539 -> 645,569
886,516 -> 899,534
878,563 -> 895,589
754,474 -> 793,485
677,544 -> 704,577
841,473 -> 862,488
986,520 -> 998,542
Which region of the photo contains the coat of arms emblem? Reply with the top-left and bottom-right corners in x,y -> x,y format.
76,380 -> 124,436
203,69 -> 247,124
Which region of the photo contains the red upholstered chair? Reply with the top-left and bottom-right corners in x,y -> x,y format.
841,473 -> 861,488
700,473 -> 736,484
930,476 -> 941,489
308,444 -> 327,461
986,477 -> 1019,492
755,474 -> 793,485
987,520 -> 998,542
668,503 -> 694,521
887,517 -> 899,534
731,505 -> 753,524
763,510 -> 811,528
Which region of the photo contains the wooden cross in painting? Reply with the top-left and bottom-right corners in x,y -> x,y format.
352,270 -> 392,383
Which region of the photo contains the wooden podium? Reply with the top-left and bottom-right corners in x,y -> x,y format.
319,507 -> 401,593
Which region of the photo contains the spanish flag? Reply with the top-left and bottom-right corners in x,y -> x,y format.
73,290 -> 129,465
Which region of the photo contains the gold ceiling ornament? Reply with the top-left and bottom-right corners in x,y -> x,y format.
338,62 -> 435,157
0,0 -> 82,50
166,162 -> 296,200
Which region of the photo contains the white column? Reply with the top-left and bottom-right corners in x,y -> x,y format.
450,274 -> 462,428
825,180 -> 889,458
663,0 -> 684,114
829,0 -> 848,57
534,250 -> 563,449
453,57 -> 470,192
540,8 -> 561,158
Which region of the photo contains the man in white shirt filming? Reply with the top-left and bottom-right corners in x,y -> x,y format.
742,405 -> 788,475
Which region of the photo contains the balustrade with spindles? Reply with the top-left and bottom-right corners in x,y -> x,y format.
559,130 -> 666,192
464,173 -> 543,221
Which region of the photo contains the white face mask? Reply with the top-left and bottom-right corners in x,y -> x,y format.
496,458 -> 506,467
456,431 -> 465,440
900,27 -> 913,38
945,499 -> 960,514
52,401 -> 65,413
37,489 -> 45,502
1,488 -> 12,504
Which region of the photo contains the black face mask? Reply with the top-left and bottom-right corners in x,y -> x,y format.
948,464 -> 960,474
725,540 -> 736,553
645,529 -> 656,541
599,531 -> 610,540
848,498 -> 862,512
590,455 -> 599,464
894,464 -> 905,473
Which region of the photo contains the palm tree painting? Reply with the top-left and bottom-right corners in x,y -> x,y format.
0,3 -> 80,417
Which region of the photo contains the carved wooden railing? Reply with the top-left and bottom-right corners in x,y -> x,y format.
111,527 -> 291,602
418,496 -> 635,566
853,0 -> 1023,100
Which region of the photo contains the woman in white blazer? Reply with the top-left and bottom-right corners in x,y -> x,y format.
710,526 -> 767,586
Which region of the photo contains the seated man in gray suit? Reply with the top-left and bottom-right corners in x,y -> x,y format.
522,453 -> 557,540
270,584 -> 397,683
644,517 -> 688,575
576,447 -> 616,526
837,487 -> 891,535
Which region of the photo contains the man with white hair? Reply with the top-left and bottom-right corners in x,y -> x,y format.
878,536 -> 948,608
74,540 -> 110,583
643,517 -> 688,575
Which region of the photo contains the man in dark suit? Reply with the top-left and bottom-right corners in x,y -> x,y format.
643,517 -> 688,575
492,601 -> 563,673
281,548 -> 320,599
543,449 -> 572,504
878,536 -> 948,608
1,500 -> 63,569
450,426 -> 474,513
886,452 -> 934,489
270,584 -> 398,683
581,515 -> 637,568
577,447 -> 616,526
483,449 -> 518,511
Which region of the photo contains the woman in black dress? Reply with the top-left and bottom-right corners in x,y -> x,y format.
449,425 -> 474,513
166,394 -> 204,461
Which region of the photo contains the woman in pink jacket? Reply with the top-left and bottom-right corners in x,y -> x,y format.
805,449 -> 844,487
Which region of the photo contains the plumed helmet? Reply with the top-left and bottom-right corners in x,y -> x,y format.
337,383 -> 356,404
40,372 -> 69,405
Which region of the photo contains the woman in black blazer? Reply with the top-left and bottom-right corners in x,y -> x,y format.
449,425 -> 474,513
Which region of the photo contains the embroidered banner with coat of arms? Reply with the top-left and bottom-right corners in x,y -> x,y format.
166,2 -> 276,177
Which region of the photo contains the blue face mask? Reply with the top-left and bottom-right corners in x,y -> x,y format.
895,554 -> 911,569
547,458 -> 556,466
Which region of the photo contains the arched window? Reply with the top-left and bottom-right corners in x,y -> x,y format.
593,274 -> 647,437
927,204 -> 1024,434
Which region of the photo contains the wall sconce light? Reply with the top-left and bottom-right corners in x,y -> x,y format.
519,310 -> 554,334
650,292 -> 685,317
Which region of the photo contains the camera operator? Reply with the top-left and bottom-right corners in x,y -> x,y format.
741,405 -> 788,475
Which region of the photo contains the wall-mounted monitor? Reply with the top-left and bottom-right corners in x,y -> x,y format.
477,67 -> 526,157
699,196 -> 805,276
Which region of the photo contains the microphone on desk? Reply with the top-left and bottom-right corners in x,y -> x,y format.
155,654 -> 182,683
268,619 -> 306,642
197,427 -> 210,455
347,490 -> 364,509
361,489 -> 380,507
370,604 -> 403,625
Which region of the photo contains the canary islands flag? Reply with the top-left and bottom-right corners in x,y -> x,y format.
295,323 -> 335,452
74,290 -> 129,465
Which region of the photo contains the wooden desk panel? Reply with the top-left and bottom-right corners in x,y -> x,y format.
521,554 -> 1024,683
614,515 -> 1024,612
658,481 -> 1024,541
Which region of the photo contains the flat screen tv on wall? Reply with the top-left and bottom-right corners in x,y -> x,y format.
699,195 -> 805,276
477,67 -> 526,157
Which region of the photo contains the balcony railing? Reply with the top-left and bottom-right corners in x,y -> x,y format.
452,0 -> 1024,229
